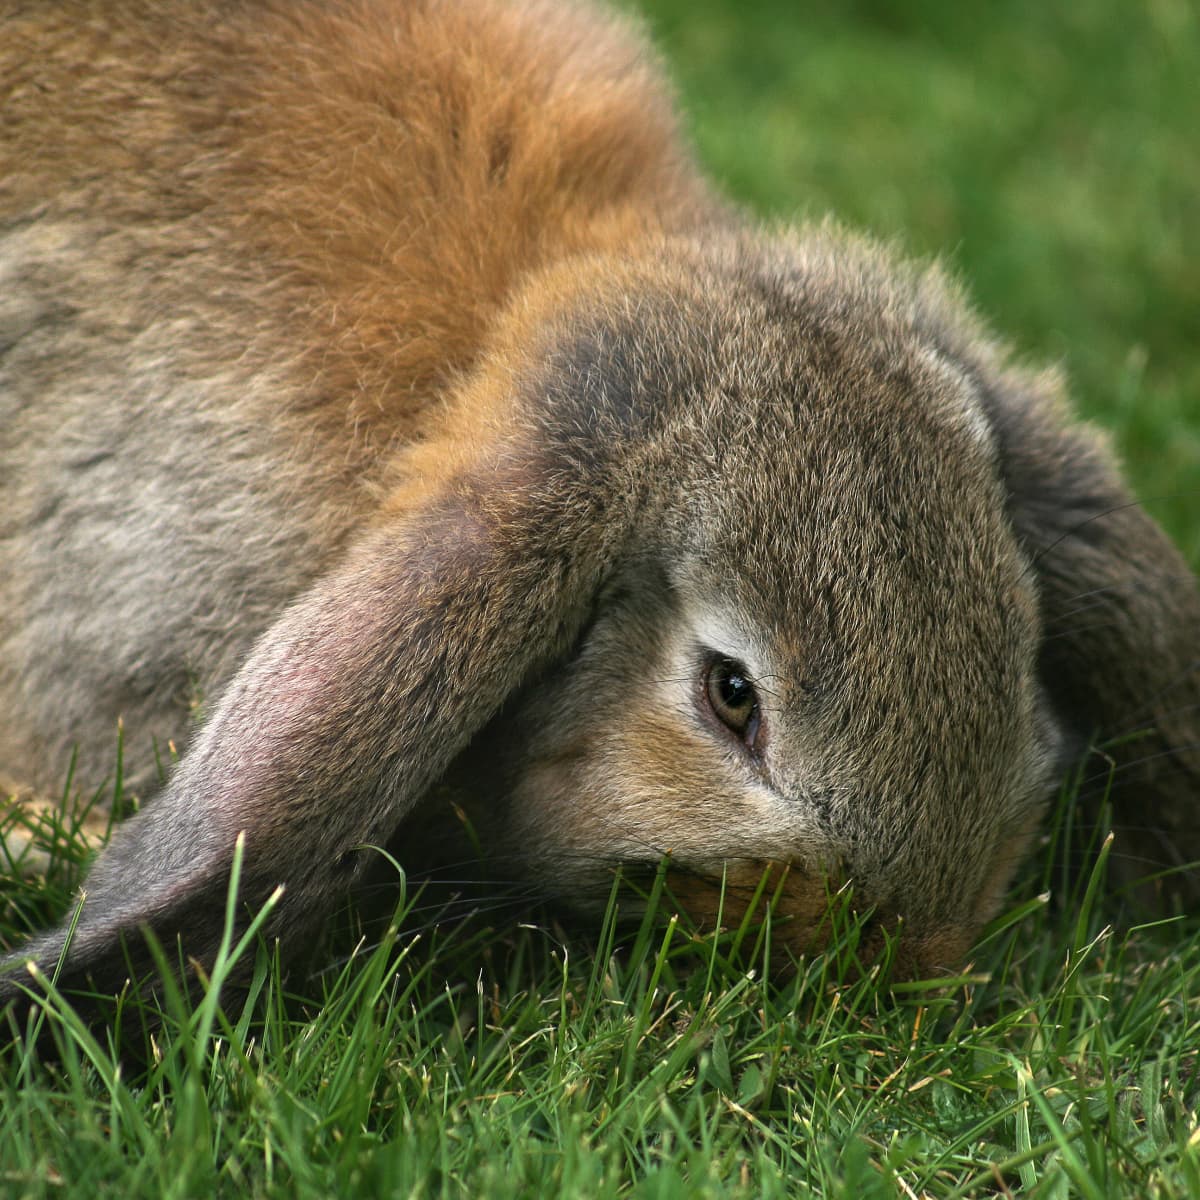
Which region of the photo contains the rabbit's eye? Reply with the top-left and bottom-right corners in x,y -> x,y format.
704,657 -> 761,749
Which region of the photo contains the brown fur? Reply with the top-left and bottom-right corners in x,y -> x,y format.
1,0 -> 1197,1003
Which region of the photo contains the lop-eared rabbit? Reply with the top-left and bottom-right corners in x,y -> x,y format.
2,0 -> 1198,1002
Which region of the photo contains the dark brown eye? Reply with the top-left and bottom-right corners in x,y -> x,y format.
704,657 -> 761,748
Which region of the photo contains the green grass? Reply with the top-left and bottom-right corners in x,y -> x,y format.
4,790 -> 1200,1197
4,0 -> 1199,1196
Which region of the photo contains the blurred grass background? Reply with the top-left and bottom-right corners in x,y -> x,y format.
629,0 -> 1199,561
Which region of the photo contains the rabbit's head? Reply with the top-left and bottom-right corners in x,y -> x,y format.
410,229 -> 1070,972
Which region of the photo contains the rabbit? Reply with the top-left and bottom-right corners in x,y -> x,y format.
1,0 -> 1197,1005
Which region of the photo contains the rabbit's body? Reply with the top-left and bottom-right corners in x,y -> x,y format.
0,0 -> 710,793
1,0 -> 1197,996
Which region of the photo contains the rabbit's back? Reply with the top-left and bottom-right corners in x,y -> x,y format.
0,0 -> 712,790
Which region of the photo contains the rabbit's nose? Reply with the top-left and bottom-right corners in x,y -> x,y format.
859,912 -> 975,980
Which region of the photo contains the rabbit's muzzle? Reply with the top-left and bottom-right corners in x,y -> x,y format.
666,867 -> 975,978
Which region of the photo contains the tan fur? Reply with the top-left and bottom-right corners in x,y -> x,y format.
3,0 -> 713,440
1,0 -> 1196,1002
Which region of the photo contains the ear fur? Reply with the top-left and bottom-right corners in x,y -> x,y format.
978,365 -> 1200,904
0,431 -> 638,1001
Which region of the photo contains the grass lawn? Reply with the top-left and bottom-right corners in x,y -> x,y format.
3,1 -> 1199,1196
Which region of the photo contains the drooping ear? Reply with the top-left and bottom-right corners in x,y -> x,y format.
0,425 -> 639,1004
979,365 -> 1200,906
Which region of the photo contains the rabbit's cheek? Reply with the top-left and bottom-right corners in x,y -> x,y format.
498,708 -> 830,911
